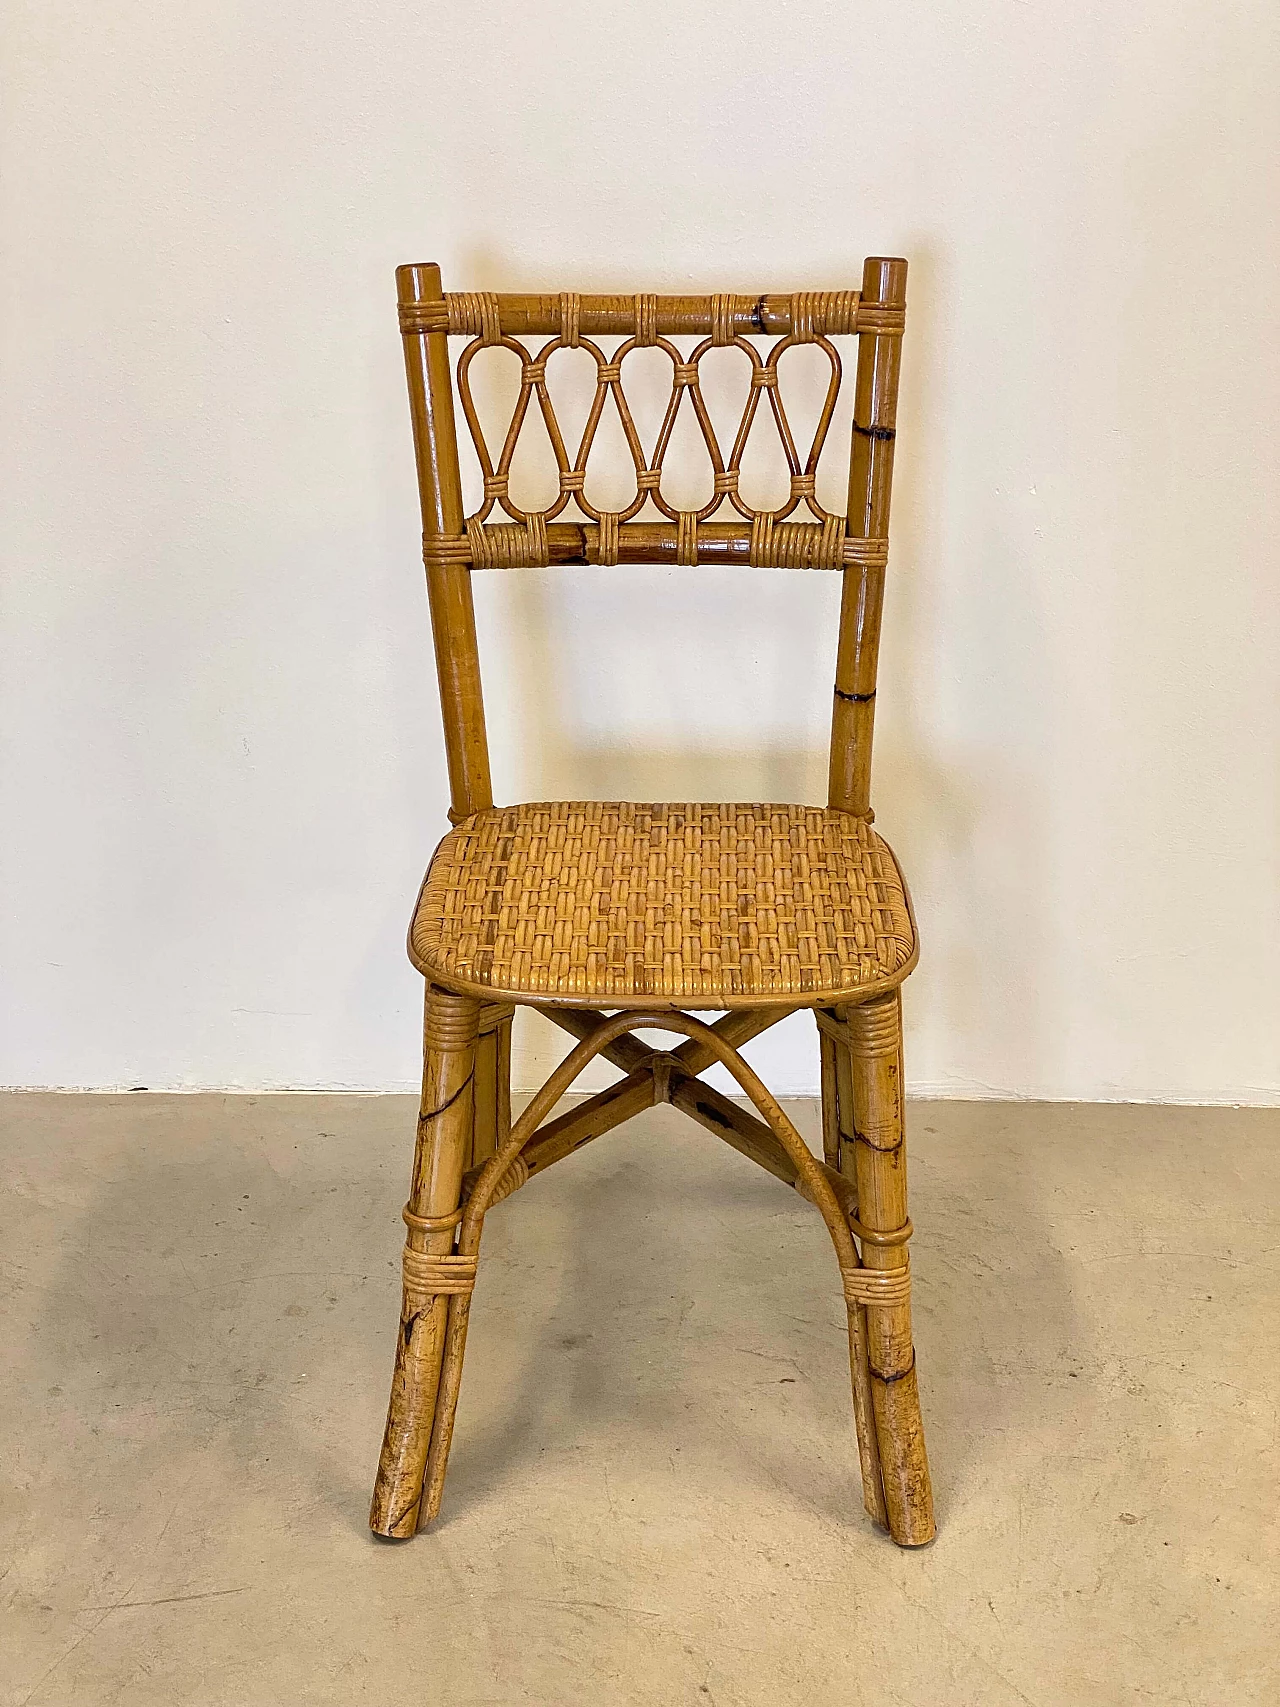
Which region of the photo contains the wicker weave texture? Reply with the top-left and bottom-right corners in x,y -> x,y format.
411,802 -> 915,1007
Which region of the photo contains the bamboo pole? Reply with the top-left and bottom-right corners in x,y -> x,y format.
470,1003 -> 512,1170
819,1025 -> 841,1169
370,988 -> 479,1538
829,258 -> 907,817
845,991 -> 934,1544
397,263 -> 492,819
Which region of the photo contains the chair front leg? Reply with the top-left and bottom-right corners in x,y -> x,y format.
370,986 -> 480,1538
846,989 -> 935,1546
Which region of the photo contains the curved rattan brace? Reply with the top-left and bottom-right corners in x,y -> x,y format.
418,1009 -> 890,1527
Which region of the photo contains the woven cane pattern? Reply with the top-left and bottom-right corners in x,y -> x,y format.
411,802 -> 915,1005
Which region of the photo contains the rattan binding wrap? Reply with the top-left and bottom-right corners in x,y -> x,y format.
410,802 -> 917,1008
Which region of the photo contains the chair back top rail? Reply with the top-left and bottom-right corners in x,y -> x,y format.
398,288 -> 903,342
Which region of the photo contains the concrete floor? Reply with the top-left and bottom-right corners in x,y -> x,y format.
1,1093 -> 1276,1706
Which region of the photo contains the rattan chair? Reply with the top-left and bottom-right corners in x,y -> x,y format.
370,260 -> 935,1547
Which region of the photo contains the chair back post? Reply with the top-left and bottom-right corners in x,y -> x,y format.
397,263 -> 493,821
828,256 -> 907,818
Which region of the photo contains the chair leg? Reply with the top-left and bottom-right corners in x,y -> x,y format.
819,1022 -> 842,1169
818,1009 -> 888,1527
472,1003 -> 514,1171
845,990 -> 936,1546
370,986 -> 480,1539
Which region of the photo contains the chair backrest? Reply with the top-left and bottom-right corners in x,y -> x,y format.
396,259 -> 907,826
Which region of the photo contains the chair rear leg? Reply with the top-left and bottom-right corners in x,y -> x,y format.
846,990 -> 936,1546
472,1002 -> 514,1171
370,987 -> 479,1538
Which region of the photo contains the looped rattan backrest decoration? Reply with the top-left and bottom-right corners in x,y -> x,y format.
401,289 -> 902,573
397,261 -> 907,827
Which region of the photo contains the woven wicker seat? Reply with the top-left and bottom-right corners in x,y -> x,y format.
371,261 -> 938,1552
410,801 -> 916,1007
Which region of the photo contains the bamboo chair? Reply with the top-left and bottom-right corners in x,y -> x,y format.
370,260 -> 935,1547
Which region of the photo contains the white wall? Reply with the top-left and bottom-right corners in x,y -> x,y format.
2,2 -> 1277,1101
